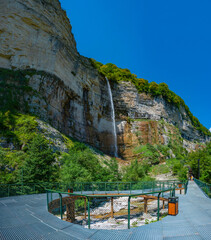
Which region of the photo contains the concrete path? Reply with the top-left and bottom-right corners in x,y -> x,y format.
0,181 -> 210,239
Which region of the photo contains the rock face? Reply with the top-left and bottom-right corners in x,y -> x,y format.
0,0 -> 209,159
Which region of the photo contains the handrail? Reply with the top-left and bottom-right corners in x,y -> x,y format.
45,187 -> 176,198
194,178 -> 211,198
0,179 -> 181,186
46,184 -> 181,229
0,180 -> 187,198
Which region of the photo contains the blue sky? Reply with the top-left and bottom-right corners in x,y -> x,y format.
60,0 -> 211,130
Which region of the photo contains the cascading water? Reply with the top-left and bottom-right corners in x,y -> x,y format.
106,77 -> 118,157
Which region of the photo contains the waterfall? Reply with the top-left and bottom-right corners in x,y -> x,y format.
106,77 -> 118,157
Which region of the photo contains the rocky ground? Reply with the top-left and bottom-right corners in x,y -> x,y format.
153,173 -> 178,181
72,197 -> 168,230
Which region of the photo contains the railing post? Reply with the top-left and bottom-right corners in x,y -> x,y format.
173,187 -> 175,197
157,192 -> 161,221
162,182 -> 164,197
88,197 -> 90,229
59,193 -> 63,220
21,168 -> 23,194
46,190 -> 49,211
128,196 -> 131,229
111,197 -> 114,218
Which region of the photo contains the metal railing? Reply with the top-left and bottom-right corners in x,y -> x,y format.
0,182 -> 61,198
46,181 -> 188,230
0,180 -> 187,198
194,179 -> 211,198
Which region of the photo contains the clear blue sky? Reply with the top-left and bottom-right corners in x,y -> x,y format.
60,0 -> 211,130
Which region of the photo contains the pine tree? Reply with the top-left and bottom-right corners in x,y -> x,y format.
22,134 -> 56,182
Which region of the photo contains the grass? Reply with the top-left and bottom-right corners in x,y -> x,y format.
150,164 -> 170,176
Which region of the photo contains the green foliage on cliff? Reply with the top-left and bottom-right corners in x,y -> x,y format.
90,59 -> 210,136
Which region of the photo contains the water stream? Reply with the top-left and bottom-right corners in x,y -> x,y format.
106,77 -> 118,157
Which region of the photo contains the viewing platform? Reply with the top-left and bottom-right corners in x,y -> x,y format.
0,181 -> 210,239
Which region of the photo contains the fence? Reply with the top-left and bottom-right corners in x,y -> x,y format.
194,179 -> 211,198
0,182 -> 61,198
0,180 -> 182,198
46,181 -> 188,230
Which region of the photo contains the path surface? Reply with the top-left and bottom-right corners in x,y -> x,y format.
0,181 -> 210,239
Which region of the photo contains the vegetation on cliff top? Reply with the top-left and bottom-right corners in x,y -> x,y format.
90,59 -> 210,136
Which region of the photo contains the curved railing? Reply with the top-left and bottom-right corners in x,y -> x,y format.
46,181 -> 188,229
0,180 -> 188,198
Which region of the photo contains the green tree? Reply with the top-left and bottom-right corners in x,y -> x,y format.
22,135 -> 57,182
187,142 -> 211,183
60,155 -> 92,183
60,143 -> 117,183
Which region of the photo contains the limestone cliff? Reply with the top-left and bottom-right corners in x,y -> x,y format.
0,0 -> 210,160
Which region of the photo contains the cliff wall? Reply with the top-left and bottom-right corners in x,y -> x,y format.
0,0 -> 209,159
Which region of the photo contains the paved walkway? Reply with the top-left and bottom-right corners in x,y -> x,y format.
0,181 -> 210,239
